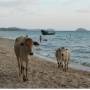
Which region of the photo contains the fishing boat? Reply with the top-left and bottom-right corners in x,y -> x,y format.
41,29 -> 55,35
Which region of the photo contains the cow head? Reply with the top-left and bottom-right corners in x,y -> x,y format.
25,38 -> 33,55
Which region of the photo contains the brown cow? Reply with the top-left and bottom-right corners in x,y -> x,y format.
14,36 -> 33,82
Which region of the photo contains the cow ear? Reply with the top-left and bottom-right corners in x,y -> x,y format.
20,43 -> 24,46
59,48 -> 61,51
25,38 -> 33,48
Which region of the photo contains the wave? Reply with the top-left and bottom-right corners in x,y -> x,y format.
82,62 -> 90,67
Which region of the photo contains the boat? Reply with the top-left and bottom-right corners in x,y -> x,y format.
41,29 -> 55,35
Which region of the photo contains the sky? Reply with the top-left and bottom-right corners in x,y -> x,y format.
0,0 -> 90,30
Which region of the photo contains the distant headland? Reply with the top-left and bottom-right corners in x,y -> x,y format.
0,27 -> 26,31
75,28 -> 88,32
0,27 -> 40,31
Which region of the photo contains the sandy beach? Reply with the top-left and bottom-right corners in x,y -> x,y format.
0,38 -> 90,88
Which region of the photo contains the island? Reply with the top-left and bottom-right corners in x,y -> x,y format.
0,27 -> 41,31
0,27 -> 27,31
75,28 -> 88,32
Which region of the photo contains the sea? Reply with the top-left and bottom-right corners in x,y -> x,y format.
0,30 -> 90,71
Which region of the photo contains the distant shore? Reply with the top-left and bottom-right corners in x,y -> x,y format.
0,38 -> 90,88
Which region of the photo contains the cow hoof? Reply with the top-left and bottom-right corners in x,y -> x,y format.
23,76 -> 28,82
23,78 -> 28,82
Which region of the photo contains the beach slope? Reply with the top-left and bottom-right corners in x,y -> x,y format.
0,38 -> 90,88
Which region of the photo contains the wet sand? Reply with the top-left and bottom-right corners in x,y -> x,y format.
0,38 -> 90,88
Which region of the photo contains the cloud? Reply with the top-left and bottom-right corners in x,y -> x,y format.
0,0 -> 90,29
0,0 -> 40,16
0,0 -> 20,7
0,0 -> 40,8
61,0 -> 80,5
76,9 -> 90,13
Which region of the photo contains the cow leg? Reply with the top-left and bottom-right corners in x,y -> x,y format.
57,62 -> 60,68
62,62 -> 65,71
57,58 -> 60,68
18,58 -> 21,76
23,60 -> 28,81
17,56 -> 22,80
66,62 -> 68,71
20,59 -> 26,82
61,61 -> 64,70
58,62 -> 60,68
21,63 -> 26,82
23,68 -> 27,82
26,60 -> 28,81
59,61 -> 63,69
64,62 -> 67,72
22,61 -> 28,82
61,62 -> 63,69
20,59 -> 23,75
22,66 -> 26,82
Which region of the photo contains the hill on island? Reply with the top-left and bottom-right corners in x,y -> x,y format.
75,28 -> 88,32
0,27 -> 41,31
0,27 -> 27,31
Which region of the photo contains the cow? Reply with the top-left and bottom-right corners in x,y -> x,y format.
14,36 -> 33,81
56,47 -> 70,71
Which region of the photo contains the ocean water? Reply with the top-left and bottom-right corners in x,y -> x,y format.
0,30 -> 90,68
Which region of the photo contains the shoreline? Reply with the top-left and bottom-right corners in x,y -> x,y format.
0,37 -> 90,72
35,53 -> 90,72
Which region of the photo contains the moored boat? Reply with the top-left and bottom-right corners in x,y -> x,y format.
41,29 -> 55,35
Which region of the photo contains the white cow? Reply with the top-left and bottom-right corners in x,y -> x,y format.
56,47 -> 70,71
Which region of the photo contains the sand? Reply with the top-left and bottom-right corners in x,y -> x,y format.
0,38 -> 90,88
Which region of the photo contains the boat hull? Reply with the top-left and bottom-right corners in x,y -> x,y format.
41,30 -> 55,35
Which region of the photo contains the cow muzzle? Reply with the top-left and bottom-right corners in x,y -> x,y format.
30,52 -> 33,55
